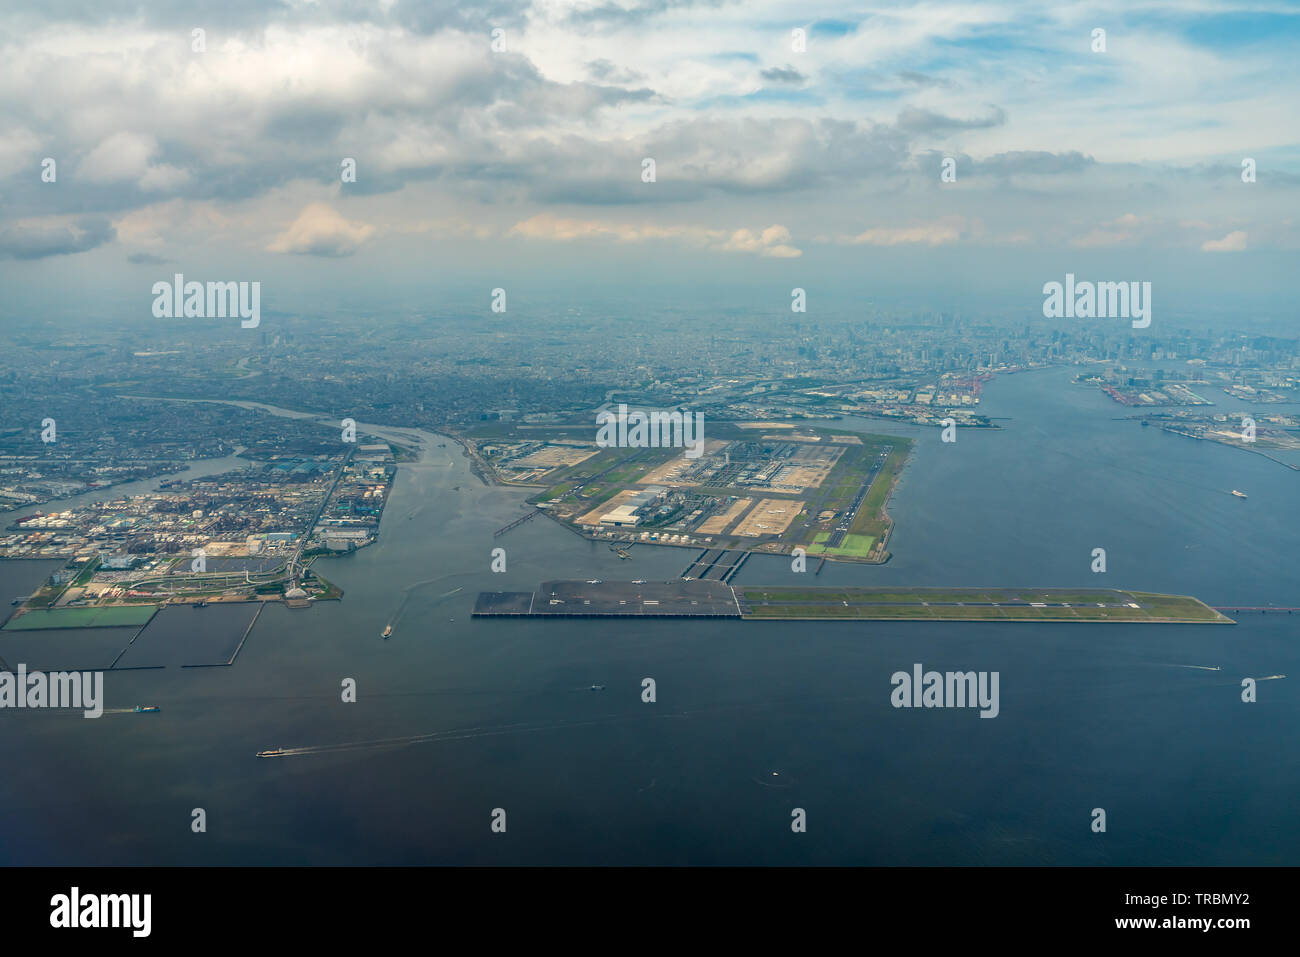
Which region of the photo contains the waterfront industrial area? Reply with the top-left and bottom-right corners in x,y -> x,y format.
1,424 -> 400,663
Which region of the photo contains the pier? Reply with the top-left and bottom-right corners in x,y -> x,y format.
225,602 -> 264,664
494,508 -> 543,538
679,548 -> 750,583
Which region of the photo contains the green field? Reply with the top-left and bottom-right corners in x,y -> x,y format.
805,533 -> 876,558
536,482 -> 574,502
3,605 -> 159,631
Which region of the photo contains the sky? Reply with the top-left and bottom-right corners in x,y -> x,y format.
1,0 -> 1297,320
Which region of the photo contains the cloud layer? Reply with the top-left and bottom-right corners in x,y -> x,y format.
0,0 -> 1296,270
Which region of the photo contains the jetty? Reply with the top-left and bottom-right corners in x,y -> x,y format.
494,508 -> 543,538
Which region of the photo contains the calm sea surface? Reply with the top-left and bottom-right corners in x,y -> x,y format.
2,367 -> 1296,864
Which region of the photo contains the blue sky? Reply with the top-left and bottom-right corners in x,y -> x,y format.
0,0 -> 1297,317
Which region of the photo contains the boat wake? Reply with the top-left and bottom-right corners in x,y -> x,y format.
387,575 -> 468,628
257,713 -> 648,758
754,770 -> 796,789
255,693 -> 887,759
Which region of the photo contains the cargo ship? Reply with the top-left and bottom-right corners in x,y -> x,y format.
134,705 -> 159,713
381,624 -> 392,639
1232,489 -> 1248,499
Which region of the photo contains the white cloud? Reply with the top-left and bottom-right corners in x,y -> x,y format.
719,225 -> 802,258
841,222 -> 963,247
1201,230 -> 1247,252
113,199 -> 230,248
267,202 -> 376,256
75,131 -> 191,192
508,213 -> 801,256
1,2 -> 1296,270
77,132 -> 156,183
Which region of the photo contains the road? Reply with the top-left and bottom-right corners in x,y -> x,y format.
288,442 -> 357,579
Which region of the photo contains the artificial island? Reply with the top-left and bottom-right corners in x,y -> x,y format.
474,580 -> 1233,624
466,420 -> 911,565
